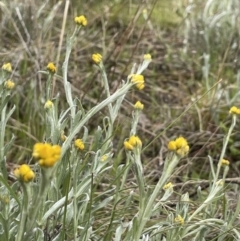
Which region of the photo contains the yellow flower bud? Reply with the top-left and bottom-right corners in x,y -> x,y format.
74,15 -> 87,26
2,63 -> 12,72
144,54 -> 152,60
14,164 -> 35,182
44,100 -> 54,109
4,79 -> 15,90
163,182 -> 173,191
175,215 -> 184,225
101,155 -> 107,162
47,62 -> 56,74
134,101 -> 144,110
92,53 -> 102,64
229,106 -> 240,115
131,74 -> 145,90
220,159 -> 230,166
74,139 -> 85,151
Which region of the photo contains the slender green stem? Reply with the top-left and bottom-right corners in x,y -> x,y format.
133,153 -> 145,210
134,154 -> 179,240
16,183 -> 30,241
100,66 -> 113,120
26,168 -> 51,235
62,26 -> 79,120
0,103 -> 7,179
46,74 -> 53,100
214,115 -> 236,183
131,111 -> 140,136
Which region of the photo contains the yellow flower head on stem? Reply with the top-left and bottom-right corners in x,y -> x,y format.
220,159 -> 230,166
229,106 -> 240,115
4,79 -> 15,90
75,139 -> 85,151
92,53 -> 102,64
47,62 -> 56,74
134,101 -> 144,110
168,137 -> 189,157
124,136 -> 142,151
14,164 -> 35,182
44,100 -> 54,109
2,63 -> 12,72
131,74 -> 145,90
175,215 -> 184,225
33,143 -> 61,167
74,15 -> 87,26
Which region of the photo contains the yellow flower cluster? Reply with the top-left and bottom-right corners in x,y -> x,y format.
4,79 -> 15,90
47,62 -> 56,74
32,143 -> 61,167
220,159 -> 230,166
175,215 -> 184,225
2,63 -> 12,72
92,53 -> 102,64
74,15 -> 87,26
134,101 -> 144,110
131,74 -> 145,90
75,139 -> 85,151
124,136 -> 142,151
229,106 -> 240,115
163,182 -> 173,191
44,100 -> 53,109
168,137 -> 189,157
144,54 -> 152,60
14,164 -> 35,182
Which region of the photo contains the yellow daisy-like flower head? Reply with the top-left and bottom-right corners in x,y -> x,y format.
229,106 -> 240,115
74,139 -> 85,151
14,164 -> 35,182
131,74 -> 145,90
4,79 -> 15,90
2,63 -> 12,72
44,100 -> 54,109
92,53 -> 102,64
175,215 -> 184,225
74,15 -> 87,26
47,62 -> 56,74
168,137 -> 189,157
134,101 -> 144,110
33,143 -> 61,167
